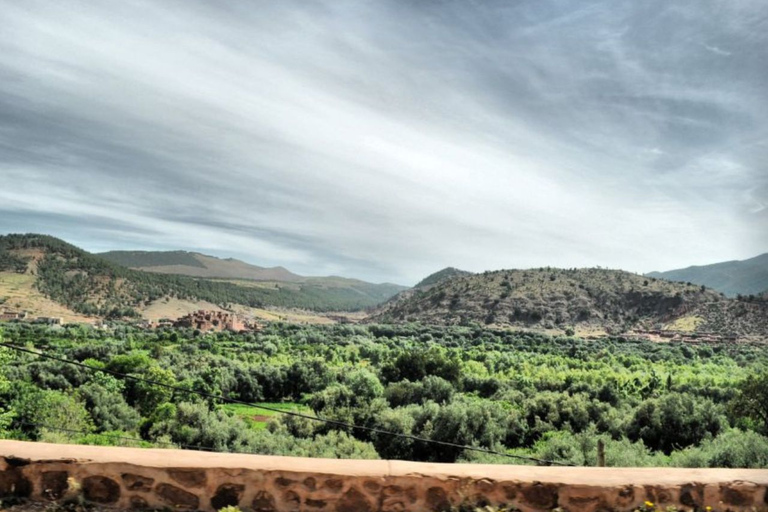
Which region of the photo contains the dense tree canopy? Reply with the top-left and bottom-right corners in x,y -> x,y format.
1,322 -> 766,467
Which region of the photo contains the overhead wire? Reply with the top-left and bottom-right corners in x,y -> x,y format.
9,420 -> 217,452
0,341 -> 573,466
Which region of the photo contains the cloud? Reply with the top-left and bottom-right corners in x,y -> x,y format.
0,0 -> 766,284
704,44 -> 732,56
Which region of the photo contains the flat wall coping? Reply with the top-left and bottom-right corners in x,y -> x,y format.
3,440 -> 767,486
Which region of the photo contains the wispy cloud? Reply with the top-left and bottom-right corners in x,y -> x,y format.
704,44 -> 732,56
0,0 -> 766,283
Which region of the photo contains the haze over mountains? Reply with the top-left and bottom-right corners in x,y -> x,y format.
647,253 -> 768,298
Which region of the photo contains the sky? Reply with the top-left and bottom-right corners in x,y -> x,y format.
0,0 -> 766,285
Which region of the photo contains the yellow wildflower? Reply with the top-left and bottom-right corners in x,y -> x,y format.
644,501 -> 654,508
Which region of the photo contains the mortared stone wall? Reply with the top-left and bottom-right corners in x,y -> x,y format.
1,441 -> 767,512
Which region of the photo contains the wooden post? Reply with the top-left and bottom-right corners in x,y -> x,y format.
597,439 -> 605,467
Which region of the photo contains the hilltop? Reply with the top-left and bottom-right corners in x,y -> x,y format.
369,266 -> 768,338
98,250 -> 403,297
414,267 -> 473,289
98,250 -> 304,282
0,234 -> 406,319
647,253 -> 768,297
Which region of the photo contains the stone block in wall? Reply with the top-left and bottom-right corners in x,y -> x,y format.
0,468 -> 31,498
155,483 -> 200,509
122,473 -> 154,492
211,483 -> 244,510
82,475 -> 121,504
40,471 -> 69,500
168,468 -> 207,488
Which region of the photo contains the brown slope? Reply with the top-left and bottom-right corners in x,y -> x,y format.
139,253 -> 304,282
98,250 -> 305,281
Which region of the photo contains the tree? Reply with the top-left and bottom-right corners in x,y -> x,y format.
134,365 -> 176,415
107,353 -> 176,415
731,373 -> 768,433
12,387 -> 93,440
78,382 -> 141,433
628,393 -> 724,453
0,342 -> 13,434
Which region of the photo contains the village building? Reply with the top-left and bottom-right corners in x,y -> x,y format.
0,310 -> 27,322
629,328 -> 740,344
173,310 -> 256,332
34,316 -> 63,325
136,319 -> 154,329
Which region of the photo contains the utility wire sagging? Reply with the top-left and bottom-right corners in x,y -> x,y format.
0,341 -> 572,466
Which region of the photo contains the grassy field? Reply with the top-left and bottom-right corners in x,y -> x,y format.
0,272 -> 93,323
221,402 -> 312,430
665,315 -> 705,332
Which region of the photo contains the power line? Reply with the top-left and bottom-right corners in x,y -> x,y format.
0,341 -> 572,466
10,420 -> 217,453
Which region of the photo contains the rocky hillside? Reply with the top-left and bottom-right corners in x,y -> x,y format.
369,267 -> 768,337
647,253 -> 768,297
376,267 -> 474,314
0,234 -> 405,317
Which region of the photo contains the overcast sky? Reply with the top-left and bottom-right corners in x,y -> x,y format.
1,1 -> 766,284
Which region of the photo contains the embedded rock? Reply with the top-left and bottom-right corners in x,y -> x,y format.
211,483 -> 244,510
83,475 -> 120,504
40,471 -> 68,500
121,473 -> 154,492
156,483 -> 200,509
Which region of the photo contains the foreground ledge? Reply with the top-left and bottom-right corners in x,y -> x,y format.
1,441 -> 767,512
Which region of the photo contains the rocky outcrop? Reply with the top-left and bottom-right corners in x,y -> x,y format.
1,440 -> 767,512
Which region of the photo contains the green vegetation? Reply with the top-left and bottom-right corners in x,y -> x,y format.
0,237 -> 32,274
98,250 -> 207,269
0,234 -> 403,314
221,402 -> 311,430
1,321 -> 767,467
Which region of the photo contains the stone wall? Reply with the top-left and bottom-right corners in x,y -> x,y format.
2,441 -> 767,512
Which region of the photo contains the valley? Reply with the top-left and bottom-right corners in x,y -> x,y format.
1,232 -> 767,472
1,234 -> 767,342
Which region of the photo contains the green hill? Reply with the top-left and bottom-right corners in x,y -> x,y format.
647,253 -> 768,297
0,234 -> 405,316
369,266 -> 768,337
98,250 -> 304,282
98,250 -> 206,269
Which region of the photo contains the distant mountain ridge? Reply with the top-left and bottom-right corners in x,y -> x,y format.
647,253 -> 768,297
98,250 -> 304,282
3,234 -> 767,338
0,234 -> 406,317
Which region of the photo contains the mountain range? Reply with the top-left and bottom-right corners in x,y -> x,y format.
0,234 -> 405,320
97,250 -> 305,282
1,233 -> 766,339
647,253 -> 768,298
